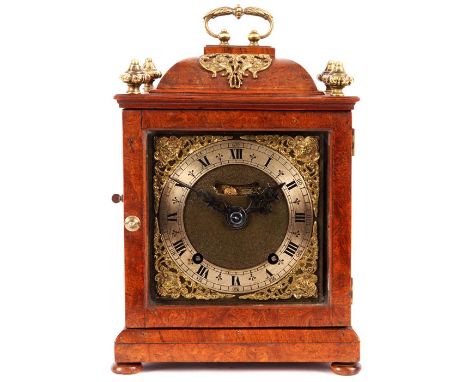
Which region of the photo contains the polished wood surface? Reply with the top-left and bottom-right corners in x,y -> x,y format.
330,362 -> 362,376
112,362 -> 143,375
120,108 -> 353,329
114,44 -> 360,373
115,328 -> 359,364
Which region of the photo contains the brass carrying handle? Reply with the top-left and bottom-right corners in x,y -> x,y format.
203,5 -> 274,46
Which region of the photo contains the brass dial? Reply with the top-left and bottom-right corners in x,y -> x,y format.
158,139 -> 314,295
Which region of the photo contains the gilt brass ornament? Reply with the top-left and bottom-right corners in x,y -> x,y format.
142,58 -> 162,93
153,135 -> 320,301
120,59 -> 146,94
318,60 -> 354,96
199,53 -> 272,89
204,5 -> 274,45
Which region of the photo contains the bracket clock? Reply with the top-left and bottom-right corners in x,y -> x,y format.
112,5 -> 360,376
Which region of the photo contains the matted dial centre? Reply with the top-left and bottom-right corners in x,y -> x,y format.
184,165 -> 289,270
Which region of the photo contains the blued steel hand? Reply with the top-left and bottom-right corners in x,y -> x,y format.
245,182 -> 285,214
170,176 -> 231,214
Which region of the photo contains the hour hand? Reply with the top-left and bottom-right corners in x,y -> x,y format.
246,183 -> 285,214
170,176 -> 230,214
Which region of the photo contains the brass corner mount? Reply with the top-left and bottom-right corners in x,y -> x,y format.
318,60 -> 353,96
120,58 -> 162,94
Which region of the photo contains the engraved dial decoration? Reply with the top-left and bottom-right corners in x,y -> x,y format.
157,139 -> 315,296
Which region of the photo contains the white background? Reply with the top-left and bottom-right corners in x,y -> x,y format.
1,0 -> 467,381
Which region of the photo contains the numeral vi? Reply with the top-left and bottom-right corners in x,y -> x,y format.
231,275 -> 241,285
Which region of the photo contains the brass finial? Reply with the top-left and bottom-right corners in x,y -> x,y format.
234,4 -> 243,19
218,29 -> 231,45
142,58 -> 162,93
317,60 -> 337,95
318,60 -> 353,96
120,59 -> 146,94
248,30 -> 260,46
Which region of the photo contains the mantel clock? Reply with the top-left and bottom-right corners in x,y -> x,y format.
113,5 -> 360,376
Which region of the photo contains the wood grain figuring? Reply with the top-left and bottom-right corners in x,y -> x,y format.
115,328 -> 359,363
156,56 -> 317,94
122,110 -> 145,327
114,45 -> 360,373
119,108 -> 353,328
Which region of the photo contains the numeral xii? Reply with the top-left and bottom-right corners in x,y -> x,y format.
230,148 -> 243,159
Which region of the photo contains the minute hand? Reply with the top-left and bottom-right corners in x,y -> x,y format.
170,176 -> 230,214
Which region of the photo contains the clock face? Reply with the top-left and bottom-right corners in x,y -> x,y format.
158,140 -> 314,294
154,135 -> 321,301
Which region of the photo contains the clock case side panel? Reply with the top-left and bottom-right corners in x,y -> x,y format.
122,110 -> 146,328
119,109 -> 353,328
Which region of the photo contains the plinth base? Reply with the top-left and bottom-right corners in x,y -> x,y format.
113,327 -> 360,375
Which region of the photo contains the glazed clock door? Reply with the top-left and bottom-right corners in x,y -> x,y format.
151,134 -> 326,303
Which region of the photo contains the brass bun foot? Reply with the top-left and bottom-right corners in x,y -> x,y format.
330,362 -> 361,376
112,362 -> 143,375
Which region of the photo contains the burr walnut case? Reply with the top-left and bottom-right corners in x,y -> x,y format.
112,5 -> 360,376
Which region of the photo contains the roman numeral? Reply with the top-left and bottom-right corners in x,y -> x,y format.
167,212 -> 178,222
231,275 -> 241,285
295,212 -> 306,223
198,156 -> 210,167
230,148 -> 243,159
172,240 -> 186,256
286,180 -> 298,190
266,269 -> 273,277
284,241 -> 299,257
264,157 -> 272,167
196,265 -> 209,279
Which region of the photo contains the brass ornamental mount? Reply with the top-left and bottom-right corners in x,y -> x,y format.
124,216 -> 141,232
199,53 -> 272,89
120,58 -> 162,94
120,59 -> 146,94
318,60 -> 354,96
142,58 -> 162,93
153,135 -> 320,301
204,5 -> 274,46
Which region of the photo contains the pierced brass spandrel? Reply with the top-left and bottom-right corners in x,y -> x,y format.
238,135 -> 320,300
153,135 -> 235,300
153,135 -> 320,301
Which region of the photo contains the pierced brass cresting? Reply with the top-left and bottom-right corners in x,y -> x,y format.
318,60 -> 354,96
203,5 -> 274,45
199,53 -> 272,89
